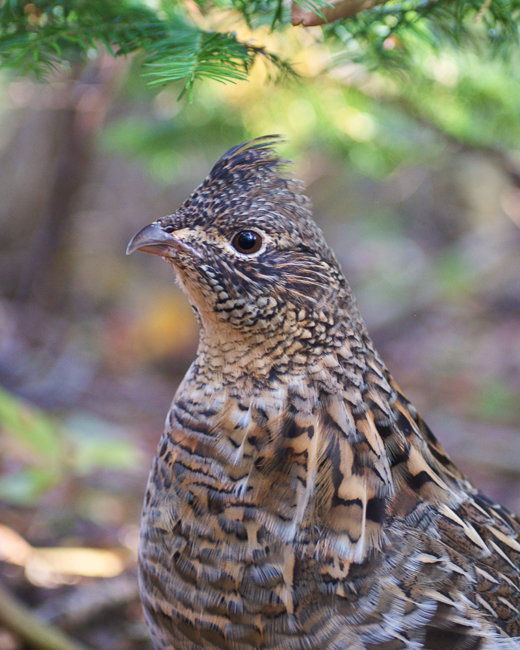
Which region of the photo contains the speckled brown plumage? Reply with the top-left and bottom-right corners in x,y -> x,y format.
127,137 -> 520,650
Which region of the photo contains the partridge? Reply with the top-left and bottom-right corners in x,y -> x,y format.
127,137 -> 520,650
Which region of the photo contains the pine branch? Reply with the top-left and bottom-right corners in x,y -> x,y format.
0,0 -> 296,93
142,29 -> 295,99
227,0 -> 519,68
322,0 -> 520,67
0,0 -> 518,93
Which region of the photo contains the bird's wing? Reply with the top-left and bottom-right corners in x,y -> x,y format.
390,384 -> 520,641
309,370 -> 520,649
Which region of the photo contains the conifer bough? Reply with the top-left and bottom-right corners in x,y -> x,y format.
0,0 -> 518,94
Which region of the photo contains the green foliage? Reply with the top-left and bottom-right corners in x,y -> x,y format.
0,0 -> 293,97
0,387 -> 61,462
402,49 -> 520,149
0,388 -> 141,506
1,0 -> 518,95
0,0 -> 162,71
102,70 -> 447,186
225,0 -> 520,67
63,414 -> 142,475
143,29 -> 293,100
228,0 -> 330,29
470,378 -> 520,422
323,0 -> 520,68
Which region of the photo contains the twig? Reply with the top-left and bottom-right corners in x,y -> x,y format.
475,0 -> 492,22
0,581 -> 94,650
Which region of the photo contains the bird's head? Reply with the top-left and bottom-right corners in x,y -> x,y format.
127,137 -> 351,346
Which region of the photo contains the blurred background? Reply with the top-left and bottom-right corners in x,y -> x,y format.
0,11 -> 520,649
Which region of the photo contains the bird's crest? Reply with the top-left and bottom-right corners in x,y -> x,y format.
181,136 -> 289,209
207,135 -> 287,184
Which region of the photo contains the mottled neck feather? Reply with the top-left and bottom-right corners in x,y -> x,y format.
173,292 -> 467,563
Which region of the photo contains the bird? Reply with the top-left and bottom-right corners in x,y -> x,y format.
127,136 -> 520,650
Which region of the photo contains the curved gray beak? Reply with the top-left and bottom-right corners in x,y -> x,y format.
126,222 -> 197,258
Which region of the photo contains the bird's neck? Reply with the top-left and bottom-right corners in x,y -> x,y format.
173,326 -> 381,558
193,293 -> 371,383
169,312 -> 466,563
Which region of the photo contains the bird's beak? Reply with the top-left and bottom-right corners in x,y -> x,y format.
126,222 -> 198,259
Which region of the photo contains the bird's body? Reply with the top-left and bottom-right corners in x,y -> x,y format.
128,138 -> 520,650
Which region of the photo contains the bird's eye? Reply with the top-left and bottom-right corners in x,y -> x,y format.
231,230 -> 262,254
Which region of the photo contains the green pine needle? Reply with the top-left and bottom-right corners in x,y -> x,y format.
322,0 -> 520,68
0,0 -> 518,93
0,0 -> 296,94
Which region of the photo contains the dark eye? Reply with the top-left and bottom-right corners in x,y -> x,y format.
231,230 -> 262,254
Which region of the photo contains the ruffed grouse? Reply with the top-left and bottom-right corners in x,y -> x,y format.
127,137 -> 520,650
